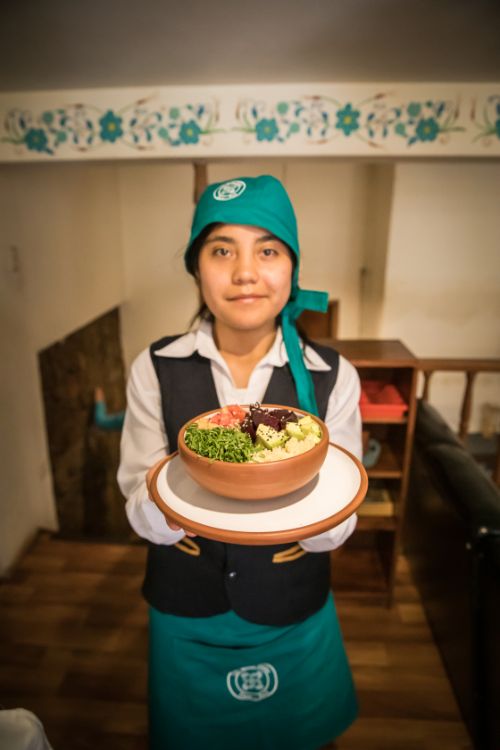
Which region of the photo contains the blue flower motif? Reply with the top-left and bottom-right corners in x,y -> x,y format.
179,120 -> 202,144
25,128 -> 49,152
407,102 -> 421,118
277,102 -> 289,115
255,118 -> 279,141
335,104 -> 360,136
416,117 -> 439,142
495,119 -> 500,139
99,110 -> 123,143
169,107 -> 180,119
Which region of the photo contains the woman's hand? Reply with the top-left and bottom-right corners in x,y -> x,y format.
146,459 -> 197,538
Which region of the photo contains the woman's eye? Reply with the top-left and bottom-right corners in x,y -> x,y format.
261,247 -> 278,257
213,247 -> 231,257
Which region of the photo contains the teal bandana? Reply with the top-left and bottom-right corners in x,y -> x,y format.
185,175 -> 328,416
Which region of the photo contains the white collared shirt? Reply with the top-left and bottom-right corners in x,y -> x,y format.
117,319 -> 362,552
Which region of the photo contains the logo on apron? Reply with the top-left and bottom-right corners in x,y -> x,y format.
213,180 -> 247,201
226,663 -> 279,702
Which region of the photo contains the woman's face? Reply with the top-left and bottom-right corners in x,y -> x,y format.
197,224 -> 293,335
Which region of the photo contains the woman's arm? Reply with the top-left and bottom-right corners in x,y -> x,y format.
117,349 -> 186,545
299,355 -> 362,552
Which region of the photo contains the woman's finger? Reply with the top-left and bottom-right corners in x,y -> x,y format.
165,518 -> 196,538
166,520 -> 182,531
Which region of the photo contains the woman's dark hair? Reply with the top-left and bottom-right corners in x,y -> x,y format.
185,223 -> 221,278
185,223 -> 221,328
185,222 -> 300,332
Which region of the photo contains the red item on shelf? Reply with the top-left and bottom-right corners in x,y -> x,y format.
359,381 -> 408,419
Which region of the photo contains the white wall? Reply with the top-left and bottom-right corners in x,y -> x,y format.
286,160 -> 368,338
379,162 -> 500,430
117,162 -> 196,368
359,165 -> 394,337
0,163 -> 123,574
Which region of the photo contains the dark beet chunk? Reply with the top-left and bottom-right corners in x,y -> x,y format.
245,403 -> 299,434
241,417 -> 257,442
251,411 -> 279,431
259,414 -> 282,431
251,410 -> 271,427
268,409 -> 298,429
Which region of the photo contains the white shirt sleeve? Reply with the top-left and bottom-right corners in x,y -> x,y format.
117,349 -> 185,545
299,355 -> 362,553
0,709 -> 54,750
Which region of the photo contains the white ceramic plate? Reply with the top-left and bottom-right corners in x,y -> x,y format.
152,442 -> 368,545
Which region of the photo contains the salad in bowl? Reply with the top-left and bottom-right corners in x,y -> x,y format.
177,404 -> 329,500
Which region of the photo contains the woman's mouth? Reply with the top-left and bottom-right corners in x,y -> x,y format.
228,294 -> 265,302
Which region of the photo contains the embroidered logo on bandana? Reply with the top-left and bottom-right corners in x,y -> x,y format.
226,663 -> 279,702
213,179 -> 247,201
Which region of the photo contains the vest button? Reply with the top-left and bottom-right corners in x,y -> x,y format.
228,571 -> 237,579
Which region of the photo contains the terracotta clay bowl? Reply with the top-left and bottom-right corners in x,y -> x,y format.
177,404 -> 330,501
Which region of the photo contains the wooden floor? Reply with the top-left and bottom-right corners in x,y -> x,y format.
0,533 -> 473,750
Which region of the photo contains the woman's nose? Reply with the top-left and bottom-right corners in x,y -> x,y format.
232,254 -> 258,284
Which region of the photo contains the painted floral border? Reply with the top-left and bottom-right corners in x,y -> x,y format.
1,96 -> 221,154
234,95 -> 470,147
471,95 -> 500,144
1,91 -> 499,156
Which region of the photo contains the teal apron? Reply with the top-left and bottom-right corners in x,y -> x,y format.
148,593 -> 357,750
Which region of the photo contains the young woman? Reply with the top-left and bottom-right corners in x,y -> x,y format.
118,175 -> 362,750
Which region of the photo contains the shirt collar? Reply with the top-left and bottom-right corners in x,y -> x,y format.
154,318 -> 330,372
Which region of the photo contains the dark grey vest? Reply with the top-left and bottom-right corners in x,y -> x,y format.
143,334 -> 339,625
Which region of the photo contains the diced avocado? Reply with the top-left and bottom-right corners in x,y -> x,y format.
285,422 -> 306,440
256,424 -> 287,449
298,415 -> 320,436
309,421 -> 321,437
298,415 -> 314,427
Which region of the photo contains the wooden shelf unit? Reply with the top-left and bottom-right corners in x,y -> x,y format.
356,515 -> 397,532
366,440 -> 404,478
318,338 -> 418,606
363,415 -> 408,425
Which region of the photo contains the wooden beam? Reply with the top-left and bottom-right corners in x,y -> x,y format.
193,162 -> 208,204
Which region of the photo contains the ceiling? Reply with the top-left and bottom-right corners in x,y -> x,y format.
2,0 -> 500,92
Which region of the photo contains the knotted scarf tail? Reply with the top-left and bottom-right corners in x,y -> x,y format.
281,289 -> 329,417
